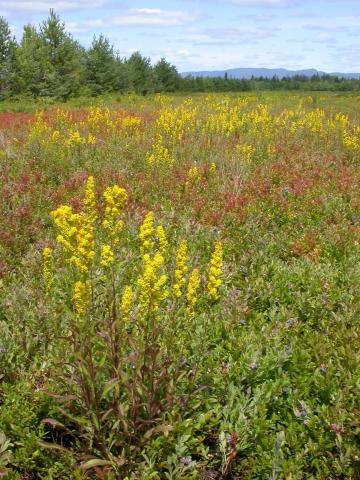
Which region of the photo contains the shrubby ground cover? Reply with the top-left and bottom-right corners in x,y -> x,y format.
0,92 -> 359,479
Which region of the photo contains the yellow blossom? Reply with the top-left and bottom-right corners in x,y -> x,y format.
102,185 -> 127,239
100,244 -> 114,267
186,268 -> 200,316
209,162 -> 217,175
207,242 -> 223,301
42,246 -> 53,295
138,252 -> 168,317
156,225 -> 168,253
121,286 -> 134,320
139,212 -> 155,255
73,280 -> 91,316
173,240 -> 188,298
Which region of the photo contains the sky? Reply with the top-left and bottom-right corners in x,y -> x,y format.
1,0 -> 360,73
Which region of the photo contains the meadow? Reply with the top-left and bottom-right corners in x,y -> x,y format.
0,91 -> 359,479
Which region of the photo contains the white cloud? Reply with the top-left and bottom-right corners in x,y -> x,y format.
225,0 -> 291,5
186,0 -> 292,6
0,0 -> 107,13
66,19 -> 106,33
112,8 -> 202,26
176,25 -> 277,46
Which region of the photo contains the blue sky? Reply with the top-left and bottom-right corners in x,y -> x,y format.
1,0 -> 360,72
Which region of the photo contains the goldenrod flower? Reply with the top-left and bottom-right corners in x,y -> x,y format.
87,133 -> 96,145
73,280 -> 91,316
173,240 -> 188,298
186,268 -> 200,316
100,244 -> 114,267
156,225 -> 168,253
207,242 -> 223,301
102,185 -> 127,238
146,135 -> 174,169
138,252 -> 168,317
42,246 -> 53,295
121,286 -> 134,320
51,200 -> 95,275
185,166 -> 200,190
139,212 -> 155,255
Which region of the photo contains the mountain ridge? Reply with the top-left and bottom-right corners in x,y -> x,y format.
180,67 -> 360,80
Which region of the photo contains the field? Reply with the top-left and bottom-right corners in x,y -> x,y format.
0,92 -> 359,479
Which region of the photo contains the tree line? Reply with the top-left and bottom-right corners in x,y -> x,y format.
1,10 -> 360,100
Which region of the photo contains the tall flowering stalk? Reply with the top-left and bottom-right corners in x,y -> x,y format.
173,240 -> 188,299
208,242 -> 223,301
50,176 -> 96,315
42,247 -> 53,295
186,268 -> 200,316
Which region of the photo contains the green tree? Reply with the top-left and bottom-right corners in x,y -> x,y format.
126,51 -> 153,95
0,16 -> 16,97
39,9 -> 84,99
153,57 -> 179,92
11,24 -> 48,96
85,34 -> 119,95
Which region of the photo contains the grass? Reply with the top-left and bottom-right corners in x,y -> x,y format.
0,92 -> 359,479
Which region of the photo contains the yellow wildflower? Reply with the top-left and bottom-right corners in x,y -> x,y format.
138,252 -> 168,317
156,225 -> 168,253
146,135 -> 174,169
186,268 -> 200,316
42,246 -> 53,295
139,212 -> 155,255
121,286 -> 134,320
209,162 -> 217,175
207,242 -> 223,301
73,280 -> 91,316
173,240 -> 188,298
102,185 -> 127,238
51,203 -> 95,275
100,244 -> 114,267
87,133 -> 96,145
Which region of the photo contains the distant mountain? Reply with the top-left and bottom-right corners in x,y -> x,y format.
180,67 -> 360,80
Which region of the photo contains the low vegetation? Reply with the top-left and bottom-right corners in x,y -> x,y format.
0,92 -> 359,478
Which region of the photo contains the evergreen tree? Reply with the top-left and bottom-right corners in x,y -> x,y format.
85,35 -> 118,95
11,24 -> 48,96
39,9 -> 84,99
153,57 -> 179,92
126,51 -> 153,95
0,16 -> 16,97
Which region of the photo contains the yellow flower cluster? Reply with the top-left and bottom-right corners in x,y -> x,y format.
236,144 -> 256,163
146,135 -> 174,169
138,252 -> 168,317
73,280 -> 91,316
121,286 -> 134,320
101,244 -> 114,267
42,247 -> 53,295
139,212 -> 155,255
186,268 -> 200,317
102,185 -> 128,239
173,240 -> 188,298
156,103 -> 197,144
185,166 -> 200,190
209,162 -> 217,175
50,176 -> 131,316
67,129 -> 86,146
208,242 -> 223,301
50,204 -> 95,274
156,225 -> 168,253
343,131 -> 360,152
